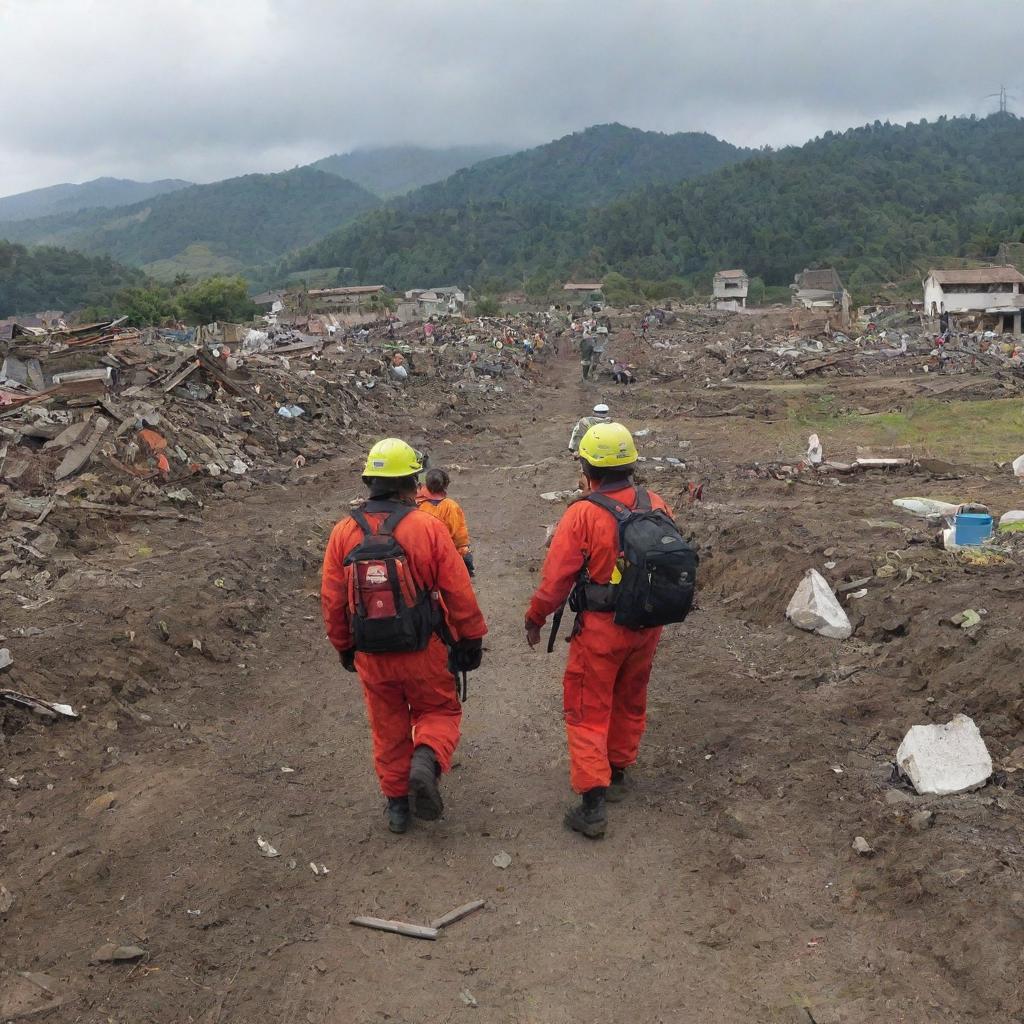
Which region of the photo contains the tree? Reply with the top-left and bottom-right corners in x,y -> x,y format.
474,295 -> 501,316
178,275 -> 255,324
116,285 -> 180,326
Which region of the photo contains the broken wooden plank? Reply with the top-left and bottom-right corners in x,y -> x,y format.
54,416 -> 108,481
349,916 -> 438,941
58,500 -> 200,522
429,899 -> 486,930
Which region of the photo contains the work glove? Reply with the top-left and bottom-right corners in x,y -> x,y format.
339,648 -> 357,673
463,551 -> 476,577
449,637 -> 483,673
525,620 -> 542,649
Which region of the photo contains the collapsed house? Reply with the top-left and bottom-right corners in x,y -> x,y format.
397,287 -> 466,321
923,266 -> 1024,335
792,268 -> 851,326
712,269 -> 749,311
304,285 -> 385,312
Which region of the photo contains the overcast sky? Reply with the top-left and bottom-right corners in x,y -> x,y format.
0,0 -> 1020,197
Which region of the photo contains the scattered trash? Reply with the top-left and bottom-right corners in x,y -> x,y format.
0,689 -> 79,720
785,569 -> 852,640
893,497 -> 962,519
256,836 -> 280,858
998,510 -> 1024,532
806,433 -> 823,465
847,588 -> 868,599
309,862 -> 329,876
954,510 -> 993,546
951,608 -> 982,630
491,850 -> 513,869
852,836 -> 875,856
540,489 -> 580,502
277,404 -> 305,419
91,943 -> 146,963
460,989 -> 479,1008
896,714 -> 992,796
430,898 -> 486,930
280,766 -> 295,773
350,916 -> 439,941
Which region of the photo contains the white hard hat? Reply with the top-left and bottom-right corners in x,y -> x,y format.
593,403 -> 610,414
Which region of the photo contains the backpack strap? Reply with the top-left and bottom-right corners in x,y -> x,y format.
357,500 -> 415,537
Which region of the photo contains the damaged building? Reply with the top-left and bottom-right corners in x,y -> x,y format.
792,268 -> 851,326
712,269 -> 749,311
923,266 -> 1024,335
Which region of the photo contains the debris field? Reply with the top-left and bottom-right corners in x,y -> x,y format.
1,305 -> 1023,1022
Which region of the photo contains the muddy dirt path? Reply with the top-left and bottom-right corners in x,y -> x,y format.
2,358 -> 1021,1023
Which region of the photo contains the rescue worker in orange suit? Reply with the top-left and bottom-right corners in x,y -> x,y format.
322,438 -> 487,834
416,467 -> 475,576
524,423 -> 671,838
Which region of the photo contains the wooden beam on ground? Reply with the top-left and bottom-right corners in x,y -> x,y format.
349,916 -> 438,941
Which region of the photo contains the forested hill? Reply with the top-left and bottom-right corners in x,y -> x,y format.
398,124 -> 751,212
0,240 -> 147,318
284,114 -> 1024,293
0,176 -> 191,222
0,168 -> 380,279
310,144 -> 508,197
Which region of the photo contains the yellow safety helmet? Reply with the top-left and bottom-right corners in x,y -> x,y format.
362,438 -> 423,478
578,422 -> 638,468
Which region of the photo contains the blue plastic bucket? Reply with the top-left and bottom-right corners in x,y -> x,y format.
954,512 -> 993,546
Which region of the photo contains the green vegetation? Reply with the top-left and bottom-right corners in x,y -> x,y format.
311,144 -> 508,198
473,295 -> 501,316
110,276 -> 255,326
0,240 -> 147,318
0,168 -> 380,271
283,114 -> 1024,300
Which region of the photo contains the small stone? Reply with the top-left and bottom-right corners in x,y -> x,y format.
84,792 -> 119,818
0,648 -> 12,672
492,850 -> 512,870
0,884 -> 14,913
92,943 -> 146,963
910,810 -> 935,832
852,836 -> 875,856
884,790 -> 914,805
460,989 -> 478,1007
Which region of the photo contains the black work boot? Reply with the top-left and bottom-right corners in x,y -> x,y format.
386,796 -> 410,834
606,766 -> 629,803
564,787 -> 607,839
408,745 -> 444,821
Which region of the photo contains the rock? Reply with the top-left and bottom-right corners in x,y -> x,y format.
0,885 -> 14,913
896,714 -> 992,796
0,648 -> 11,672
84,791 -> 119,817
785,569 -> 852,640
909,810 -> 935,832
492,850 -> 512,870
852,836 -> 875,856
884,789 -> 914,805
92,942 -> 146,963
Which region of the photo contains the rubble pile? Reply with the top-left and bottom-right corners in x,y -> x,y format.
599,306 -> 1024,392
0,313 -> 541,586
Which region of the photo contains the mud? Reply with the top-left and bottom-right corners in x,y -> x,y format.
1,313 -> 1023,1023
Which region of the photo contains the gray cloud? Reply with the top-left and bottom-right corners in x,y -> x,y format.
0,0 -> 1020,195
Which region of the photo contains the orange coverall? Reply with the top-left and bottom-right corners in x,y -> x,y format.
526,485 -> 671,793
415,487 -> 471,554
322,505 -> 487,797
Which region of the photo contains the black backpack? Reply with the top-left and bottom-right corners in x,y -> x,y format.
343,502 -> 438,654
584,489 -> 698,630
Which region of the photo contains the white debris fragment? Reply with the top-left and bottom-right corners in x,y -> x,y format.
1012,454 -> 1024,479
893,497 -> 961,519
256,836 -> 280,858
785,569 -> 852,640
896,714 -> 992,796
0,648 -> 11,672
806,433 -> 823,465
492,850 -> 512,870
852,836 -> 874,856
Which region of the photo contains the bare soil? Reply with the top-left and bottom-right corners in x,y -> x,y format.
2,346 -> 1023,1023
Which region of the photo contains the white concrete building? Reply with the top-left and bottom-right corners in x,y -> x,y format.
923,267 -> 1024,334
712,269 -> 749,310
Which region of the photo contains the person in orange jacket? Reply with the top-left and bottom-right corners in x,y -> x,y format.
524,422 -> 672,839
322,438 -> 487,834
416,467 -> 475,576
